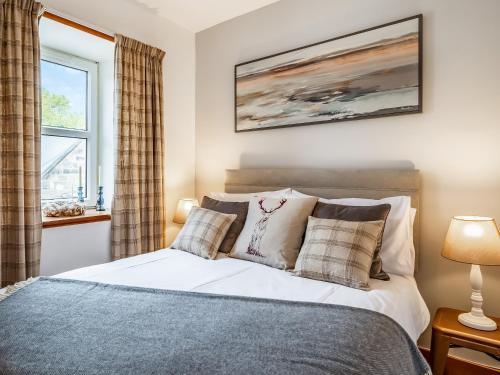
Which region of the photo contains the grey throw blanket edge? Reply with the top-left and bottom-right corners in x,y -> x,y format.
0,277 -> 39,302
44,276 -> 417,338
1,277 -> 431,375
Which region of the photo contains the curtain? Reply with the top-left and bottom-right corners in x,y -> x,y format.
111,34 -> 166,260
0,0 -> 44,287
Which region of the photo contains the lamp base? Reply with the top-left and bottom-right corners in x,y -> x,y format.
459,265 -> 498,331
458,312 -> 497,331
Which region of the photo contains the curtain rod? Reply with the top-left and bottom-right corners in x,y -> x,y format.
43,11 -> 115,43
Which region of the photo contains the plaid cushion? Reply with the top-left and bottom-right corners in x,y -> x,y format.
312,202 -> 391,281
200,197 -> 249,254
294,217 -> 385,290
172,207 -> 237,259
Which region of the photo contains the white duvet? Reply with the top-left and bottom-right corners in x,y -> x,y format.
56,248 -> 430,342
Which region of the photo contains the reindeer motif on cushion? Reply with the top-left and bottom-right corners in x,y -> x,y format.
247,198 -> 287,257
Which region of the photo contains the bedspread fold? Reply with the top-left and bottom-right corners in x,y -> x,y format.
0,277 -> 430,375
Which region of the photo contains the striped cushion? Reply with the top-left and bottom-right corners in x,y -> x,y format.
294,217 -> 385,290
171,207 -> 237,259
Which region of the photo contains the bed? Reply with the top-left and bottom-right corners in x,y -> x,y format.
0,168 -> 431,375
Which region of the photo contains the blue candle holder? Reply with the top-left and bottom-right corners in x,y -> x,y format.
77,186 -> 84,203
96,186 -> 105,211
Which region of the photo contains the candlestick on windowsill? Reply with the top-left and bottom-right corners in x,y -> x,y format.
77,166 -> 84,203
96,186 -> 105,211
96,166 -> 104,211
77,186 -> 84,203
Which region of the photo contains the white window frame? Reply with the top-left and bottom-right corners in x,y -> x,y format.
41,47 -> 98,204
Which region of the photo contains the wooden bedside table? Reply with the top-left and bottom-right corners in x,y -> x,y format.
431,307 -> 500,375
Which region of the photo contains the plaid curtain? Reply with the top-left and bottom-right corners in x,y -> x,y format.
111,34 -> 166,259
0,0 -> 44,287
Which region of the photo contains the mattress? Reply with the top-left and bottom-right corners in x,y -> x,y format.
57,248 -> 430,342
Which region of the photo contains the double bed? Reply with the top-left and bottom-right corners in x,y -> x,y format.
0,168 -> 431,374
56,249 -> 429,342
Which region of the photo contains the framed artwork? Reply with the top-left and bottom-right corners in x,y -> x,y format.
235,15 -> 422,132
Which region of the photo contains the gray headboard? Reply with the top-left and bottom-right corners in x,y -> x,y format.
225,168 -> 421,270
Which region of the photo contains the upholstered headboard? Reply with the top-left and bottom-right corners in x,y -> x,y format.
225,168 -> 421,270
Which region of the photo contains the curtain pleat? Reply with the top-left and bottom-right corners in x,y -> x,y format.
111,34 -> 166,259
0,0 -> 44,287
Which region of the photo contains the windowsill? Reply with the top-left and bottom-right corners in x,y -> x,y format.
42,209 -> 111,229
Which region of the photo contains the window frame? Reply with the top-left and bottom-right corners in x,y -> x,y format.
41,47 -> 98,204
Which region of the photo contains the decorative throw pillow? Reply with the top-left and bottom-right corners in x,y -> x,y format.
312,202 -> 391,280
292,191 -> 415,276
230,196 -> 318,269
200,196 -> 249,253
318,196 -> 414,276
294,217 -> 385,290
171,207 -> 236,260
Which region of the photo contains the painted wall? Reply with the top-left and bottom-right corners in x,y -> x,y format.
195,0 -> 500,346
40,0 -> 196,272
40,222 -> 111,276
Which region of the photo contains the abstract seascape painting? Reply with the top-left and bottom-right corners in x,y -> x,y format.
235,15 -> 422,132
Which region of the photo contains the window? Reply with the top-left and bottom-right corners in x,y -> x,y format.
41,48 -> 98,202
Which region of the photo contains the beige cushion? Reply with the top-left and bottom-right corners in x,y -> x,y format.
312,201 -> 392,280
171,207 -> 236,260
294,217 -> 385,290
230,196 -> 317,269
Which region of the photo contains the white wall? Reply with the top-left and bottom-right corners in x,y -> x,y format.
41,0 -> 196,273
195,0 -> 500,346
40,222 -> 111,275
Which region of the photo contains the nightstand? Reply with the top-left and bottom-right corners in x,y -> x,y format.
431,307 -> 500,375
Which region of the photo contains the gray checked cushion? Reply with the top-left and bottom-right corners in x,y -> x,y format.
294,216 -> 385,290
312,202 -> 391,281
171,207 -> 237,259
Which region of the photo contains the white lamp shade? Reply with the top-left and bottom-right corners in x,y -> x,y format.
173,198 -> 199,224
442,216 -> 500,265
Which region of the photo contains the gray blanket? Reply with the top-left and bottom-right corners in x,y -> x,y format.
0,277 -> 430,375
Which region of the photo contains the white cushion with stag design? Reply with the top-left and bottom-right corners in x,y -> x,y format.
229,196 -> 317,269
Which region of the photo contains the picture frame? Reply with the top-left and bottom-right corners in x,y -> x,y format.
235,15 -> 423,133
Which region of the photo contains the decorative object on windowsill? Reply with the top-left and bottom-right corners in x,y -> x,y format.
42,201 -> 86,217
77,166 -> 84,203
77,186 -> 84,203
442,216 -> 500,331
96,186 -> 105,211
96,166 -> 105,211
173,198 -> 199,224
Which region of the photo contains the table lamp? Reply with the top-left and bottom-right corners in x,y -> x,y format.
442,216 -> 500,331
173,198 -> 199,224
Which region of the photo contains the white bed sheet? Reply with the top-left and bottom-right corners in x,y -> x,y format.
56,249 -> 430,342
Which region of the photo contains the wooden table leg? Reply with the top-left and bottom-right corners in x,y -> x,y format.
431,331 -> 450,375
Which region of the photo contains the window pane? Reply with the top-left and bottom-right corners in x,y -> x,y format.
41,136 -> 87,200
41,60 -> 87,130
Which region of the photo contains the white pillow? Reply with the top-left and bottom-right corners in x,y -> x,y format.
317,195 -> 414,276
209,188 -> 292,202
409,207 -> 417,266
290,190 -> 415,276
290,190 -> 316,198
